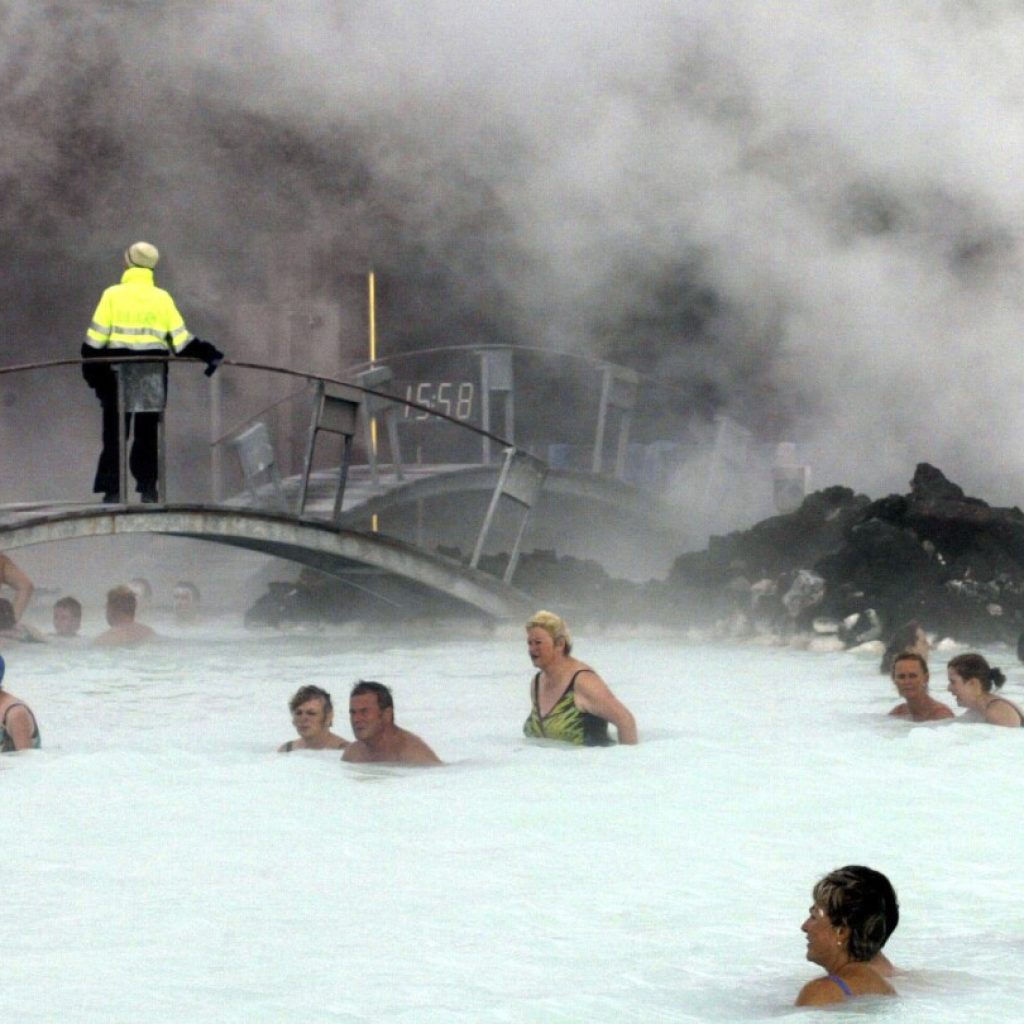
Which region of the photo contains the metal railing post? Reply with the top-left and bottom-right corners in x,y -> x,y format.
209,371 -> 223,503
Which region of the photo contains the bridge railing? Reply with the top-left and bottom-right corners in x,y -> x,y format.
341,343 -> 694,486
341,344 -> 814,526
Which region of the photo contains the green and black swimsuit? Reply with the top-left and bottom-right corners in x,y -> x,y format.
523,670 -> 611,746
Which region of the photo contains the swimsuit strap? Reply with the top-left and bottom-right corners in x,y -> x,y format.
826,974 -> 853,998
535,669 -> 592,719
988,697 -> 1024,725
565,668 -> 593,690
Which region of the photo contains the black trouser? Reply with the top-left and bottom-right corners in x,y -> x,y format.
93,397 -> 158,495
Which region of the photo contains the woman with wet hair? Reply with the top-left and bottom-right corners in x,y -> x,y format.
796,866 -> 897,1006
278,684 -> 349,752
946,652 -> 1024,727
523,610 -> 637,746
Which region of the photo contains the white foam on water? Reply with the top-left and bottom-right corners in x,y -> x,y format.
3,627 -> 1024,1022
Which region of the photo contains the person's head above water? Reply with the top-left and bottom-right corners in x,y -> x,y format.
890,651 -> 927,679
287,684 -> 338,745
289,684 -> 334,717
350,680 -> 393,712
809,866 -> 897,963
890,652 -> 929,699
348,681 -> 395,745
106,585 -> 138,625
881,620 -> 929,674
947,652 -> 1006,694
525,609 -> 572,656
53,596 -> 82,637
172,581 -> 201,623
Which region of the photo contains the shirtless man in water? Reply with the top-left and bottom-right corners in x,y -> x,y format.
888,653 -> 954,722
342,681 -> 441,766
93,585 -> 157,647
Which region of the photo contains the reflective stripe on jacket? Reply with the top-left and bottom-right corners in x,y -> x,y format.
85,267 -> 193,354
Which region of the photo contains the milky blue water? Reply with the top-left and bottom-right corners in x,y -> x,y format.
3,624 -> 1023,1022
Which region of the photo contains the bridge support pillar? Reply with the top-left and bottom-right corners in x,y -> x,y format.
470,447 -> 547,584
592,364 -> 639,481
227,421 -> 288,514
477,347 -> 515,464
299,380 -> 362,525
355,365 -> 404,487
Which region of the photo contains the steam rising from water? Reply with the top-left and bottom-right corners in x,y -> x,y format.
2,1 -> 1023,510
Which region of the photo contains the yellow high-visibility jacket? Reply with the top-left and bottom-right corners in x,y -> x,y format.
85,267 -> 193,354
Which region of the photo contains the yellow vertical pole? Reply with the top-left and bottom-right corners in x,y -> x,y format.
369,270 -> 379,533
368,270 -> 378,363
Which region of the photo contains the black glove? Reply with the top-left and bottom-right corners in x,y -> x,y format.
180,337 -> 225,377
81,343 -> 115,393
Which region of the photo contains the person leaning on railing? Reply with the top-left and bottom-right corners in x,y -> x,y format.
81,241 -> 224,504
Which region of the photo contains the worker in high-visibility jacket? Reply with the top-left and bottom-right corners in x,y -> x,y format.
82,242 -> 223,503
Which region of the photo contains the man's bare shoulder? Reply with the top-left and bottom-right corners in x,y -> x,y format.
888,703 -> 909,717
92,623 -> 158,648
397,729 -> 443,765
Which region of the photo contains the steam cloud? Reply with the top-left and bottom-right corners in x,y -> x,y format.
2,0 -> 1023,514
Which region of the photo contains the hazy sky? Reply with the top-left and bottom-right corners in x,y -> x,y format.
2,0 -> 1023,509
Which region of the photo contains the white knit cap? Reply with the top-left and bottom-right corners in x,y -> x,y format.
124,241 -> 160,269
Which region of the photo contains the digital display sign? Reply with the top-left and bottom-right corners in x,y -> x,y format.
398,381 -> 476,422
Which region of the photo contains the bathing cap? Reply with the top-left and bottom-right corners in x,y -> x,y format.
0,653 -> 6,688
124,241 -> 159,269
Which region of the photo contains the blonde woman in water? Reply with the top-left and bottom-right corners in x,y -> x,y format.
523,610 -> 638,746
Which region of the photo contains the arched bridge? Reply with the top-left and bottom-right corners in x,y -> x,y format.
0,503 -> 534,621
0,356 -> 554,621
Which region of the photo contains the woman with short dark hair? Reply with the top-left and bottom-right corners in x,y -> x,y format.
796,866 -> 897,1006
278,684 -> 349,752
